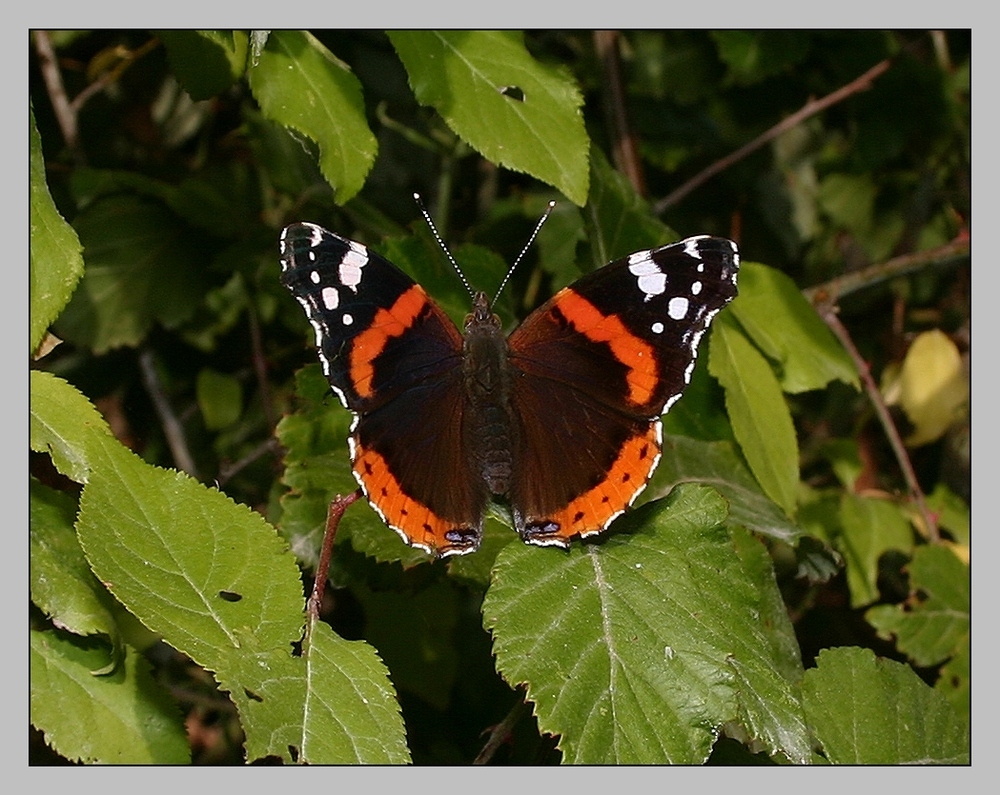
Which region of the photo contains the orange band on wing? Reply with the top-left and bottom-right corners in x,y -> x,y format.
349,285 -> 428,398
528,424 -> 661,542
554,289 -> 658,406
353,442 -> 479,556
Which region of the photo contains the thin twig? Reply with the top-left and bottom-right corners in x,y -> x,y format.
246,306 -> 278,434
69,37 -> 161,115
138,349 -> 200,479
802,236 -> 969,305
216,437 -> 282,487
304,491 -> 362,646
594,30 -> 646,196
817,307 -> 939,542
473,695 -> 531,765
654,57 -> 893,214
32,31 -> 78,154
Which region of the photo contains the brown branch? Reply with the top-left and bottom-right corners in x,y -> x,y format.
594,30 -> 646,196
817,307 -> 939,542
138,349 -> 200,479
654,57 -> 893,214
802,236 -> 969,305
32,31 -> 78,154
473,695 -> 530,765
304,491 -> 362,646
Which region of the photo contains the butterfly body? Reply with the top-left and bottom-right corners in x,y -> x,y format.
280,222 -> 739,557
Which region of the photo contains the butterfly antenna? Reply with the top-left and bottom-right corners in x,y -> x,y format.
413,193 -> 476,300
492,200 -> 556,307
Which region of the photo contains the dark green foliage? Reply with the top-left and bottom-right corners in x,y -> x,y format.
30,30 -> 969,764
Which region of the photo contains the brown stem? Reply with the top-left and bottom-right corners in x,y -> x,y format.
304,490 -> 362,644
247,306 -> 278,434
802,236 -> 969,305
817,307 -> 939,542
594,30 -> 647,196
32,31 -> 78,155
473,694 -> 530,765
654,57 -> 893,214
138,349 -> 200,479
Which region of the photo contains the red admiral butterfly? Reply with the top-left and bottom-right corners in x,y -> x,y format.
279,212 -> 739,557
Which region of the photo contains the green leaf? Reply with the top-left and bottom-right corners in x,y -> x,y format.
30,104 -> 84,354
728,262 -> 858,393
30,370 -> 116,484
388,31 -> 589,205
158,30 -> 249,100
483,484 -> 810,764
709,316 -> 799,518
582,148 -> 676,270
838,493 -> 914,608
248,30 -> 377,204
711,31 -> 811,85
75,442 -> 305,676
30,479 -> 117,644
221,621 -> 410,764
55,195 -> 207,353
196,368 -> 243,430
866,544 -> 968,668
31,629 -> 189,764
649,435 -> 802,544
802,646 -> 968,764
925,484 -> 969,546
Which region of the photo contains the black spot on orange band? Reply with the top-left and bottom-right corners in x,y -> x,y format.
352,441 -> 480,556
522,423 -> 662,544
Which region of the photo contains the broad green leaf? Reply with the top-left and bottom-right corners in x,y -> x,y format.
30,104 -> 84,354
30,479 -> 117,644
709,316 -> 799,518
484,484 -> 810,764
648,435 -> 802,544
582,148 -> 676,271
248,30 -> 376,204
196,368 -> 243,430
219,621 -> 410,764
75,442 -> 305,676
389,31 -> 589,205
802,646 -> 968,764
55,195 -> 207,353
276,364 -> 429,569
158,30 -> 249,100
838,493 -> 914,608
31,629 -> 189,764
866,544 -> 969,668
728,262 -> 858,393
34,371 -> 407,764
30,370 -> 116,484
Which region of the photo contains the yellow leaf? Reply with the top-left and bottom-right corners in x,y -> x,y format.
892,330 -> 968,447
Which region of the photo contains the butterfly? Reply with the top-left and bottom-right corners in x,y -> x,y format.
280,212 -> 739,557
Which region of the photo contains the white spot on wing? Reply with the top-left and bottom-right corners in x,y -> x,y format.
651,321 -> 664,334
310,270 -> 320,284
628,253 -> 667,300
668,296 -> 689,320
339,243 -> 369,291
342,313 -> 354,326
321,286 -> 339,310
691,280 -> 702,295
